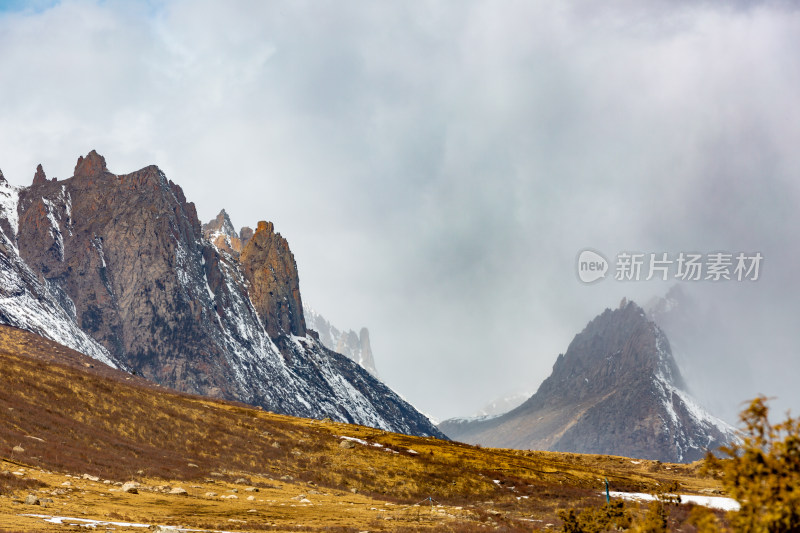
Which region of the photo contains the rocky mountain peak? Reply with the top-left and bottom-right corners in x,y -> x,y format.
0,169 -> 5,184
240,220 -> 305,338
203,209 -> 238,239
73,150 -> 108,179
32,164 -> 47,186
543,299 -> 684,399
202,213 -> 306,338
202,209 -> 246,256
357,327 -> 377,375
256,220 -> 274,235
439,299 -> 736,462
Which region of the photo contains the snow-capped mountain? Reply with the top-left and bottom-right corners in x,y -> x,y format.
0,170 -> 118,367
473,391 -> 532,418
0,151 -> 443,439
303,305 -> 379,377
439,299 -> 737,462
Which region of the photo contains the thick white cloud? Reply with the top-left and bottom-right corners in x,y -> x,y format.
1,0 -> 798,422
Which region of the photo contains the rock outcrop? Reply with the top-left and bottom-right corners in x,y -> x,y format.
32,164 -> 47,186
240,221 -> 306,338
439,300 -> 737,462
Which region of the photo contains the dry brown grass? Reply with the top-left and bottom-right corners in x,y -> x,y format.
0,325 -> 726,531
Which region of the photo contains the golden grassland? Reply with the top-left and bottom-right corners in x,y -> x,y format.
0,325 -> 727,532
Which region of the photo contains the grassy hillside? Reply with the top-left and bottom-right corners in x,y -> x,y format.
0,325 -> 727,532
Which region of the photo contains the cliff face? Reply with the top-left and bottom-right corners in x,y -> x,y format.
0,167 -> 116,367
16,151 -> 221,394
439,300 -> 737,462
0,151 -> 443,439
240,221 -> 306,338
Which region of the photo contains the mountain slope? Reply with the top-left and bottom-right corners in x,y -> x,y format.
0,322 -> 730,532
439,300 -> 737,462
0,151 -> 442,438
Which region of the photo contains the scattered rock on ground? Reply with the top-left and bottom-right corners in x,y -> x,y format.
24,494 -> 40,505
339,440 -> 356,449
168,487 -> 188,495
122,482 -> 140,494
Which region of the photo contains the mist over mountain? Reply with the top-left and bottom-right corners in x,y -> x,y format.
644,286 -> 758,424
440,300 -> 737,463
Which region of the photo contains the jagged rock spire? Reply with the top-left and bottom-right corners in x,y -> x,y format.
203,209 -> 238,239
74,150 -> 108,179
32,164 -> 47,186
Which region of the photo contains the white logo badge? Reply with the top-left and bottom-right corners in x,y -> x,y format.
577,249 -> 608,283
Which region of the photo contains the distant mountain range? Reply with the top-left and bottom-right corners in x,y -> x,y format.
303,305 -> 378,377
439,299 -> 737,462
0,151 -> 443,439
472,391 -> 532,419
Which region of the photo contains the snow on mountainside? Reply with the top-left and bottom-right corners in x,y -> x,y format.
0,172 -> 119,368
439,300 -> 738,462
0,153 -> 443,439
304,305 -> 379,377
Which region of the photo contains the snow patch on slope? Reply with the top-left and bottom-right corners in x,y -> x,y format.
0,235 -> 119,368
0,179 -> 20,243
0,181 -> 118,368
651,324 -> 738,461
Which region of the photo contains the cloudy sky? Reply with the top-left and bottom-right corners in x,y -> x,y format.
1,0 -> 798,423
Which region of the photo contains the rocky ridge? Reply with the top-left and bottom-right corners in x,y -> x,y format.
0,151 -> 442,438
